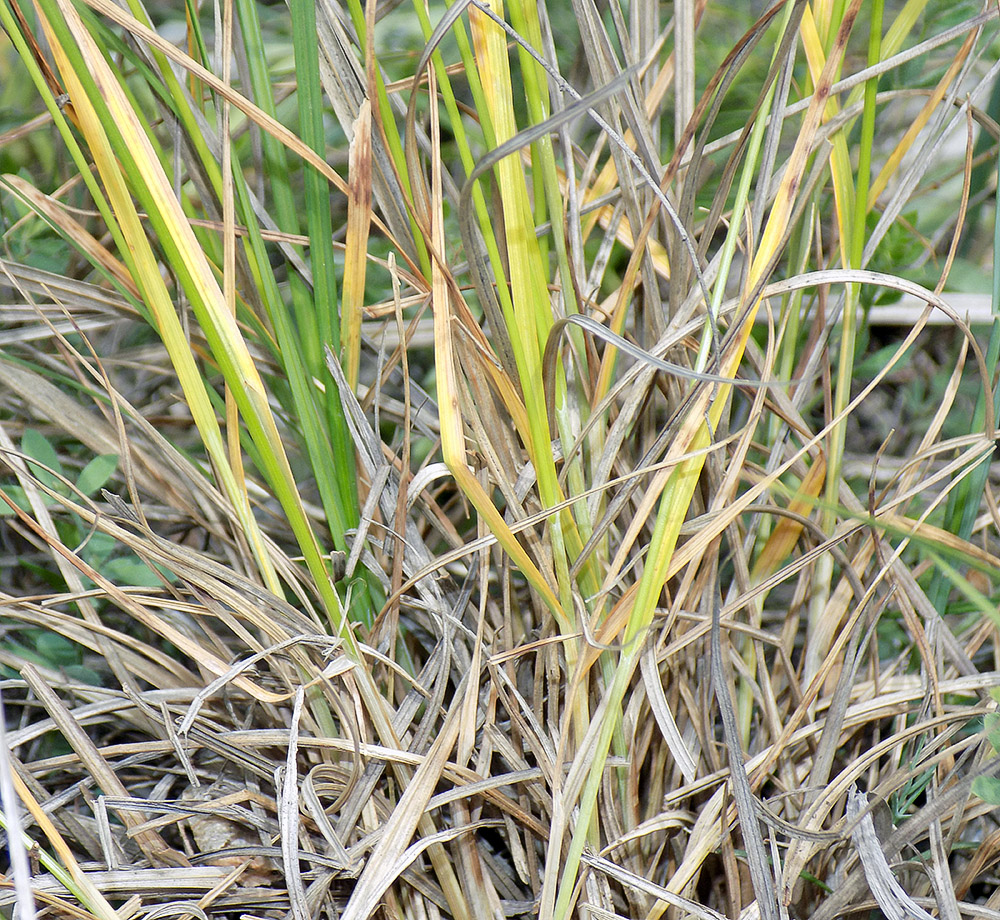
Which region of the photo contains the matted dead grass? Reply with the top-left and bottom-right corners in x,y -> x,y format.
3,265 -> 1000,920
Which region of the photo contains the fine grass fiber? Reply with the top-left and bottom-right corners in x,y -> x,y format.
2,0 -> 1000,918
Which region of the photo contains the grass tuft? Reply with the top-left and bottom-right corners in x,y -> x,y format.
2,1 -> 1000,918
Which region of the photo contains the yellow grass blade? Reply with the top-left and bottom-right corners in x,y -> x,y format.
1,174 -> 139,298
867,30 -> 975,207
343,100 -> 373,391
38,0 -> 285,597
9,768 -> 122,920
751,455 -> 828,583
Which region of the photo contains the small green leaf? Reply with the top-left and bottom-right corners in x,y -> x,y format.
76,454 -> 117,497
973,775 -> 1000,805
21,428 -> 63,490
35,632 -> 79,667
64,664 -> 104,686
0,486 -> 30,516
984,712 -> 1000,752
105,556 -> 166,588
79,531 -> 116,572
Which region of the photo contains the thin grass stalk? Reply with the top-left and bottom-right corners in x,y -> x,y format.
500,0 -> 583,337
406,5 -> 565,622
290,0 -> 340,358
802,1 -> 896,683
4,770 -> 119,920
72,0 -> 373,611
462,1 -> 611,771
458,0 -> 600,649
696,2 -> 793,371
928,153 -> 1000,613
757,201 -> 816,627
847,0 -> 882,461
220,0 -> 247,514
812,3 -> 973,676
343,100 -> 372,392
215,3 -> 238,510
674,0 -> 694,149
502,0 -> 602,573
342,0 -> 430,275
476,0 -> 605,598
182,0 -> 210,99
230,0 -> 369,594
409,0 -> 529,388
287,0 -> 363,534
801,1 -> 865,661
30,0 -> 376,648
31,0 -> 285,596
546,6 -> 864,916
692,0 -> 796,744
774,206 -> 815,388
